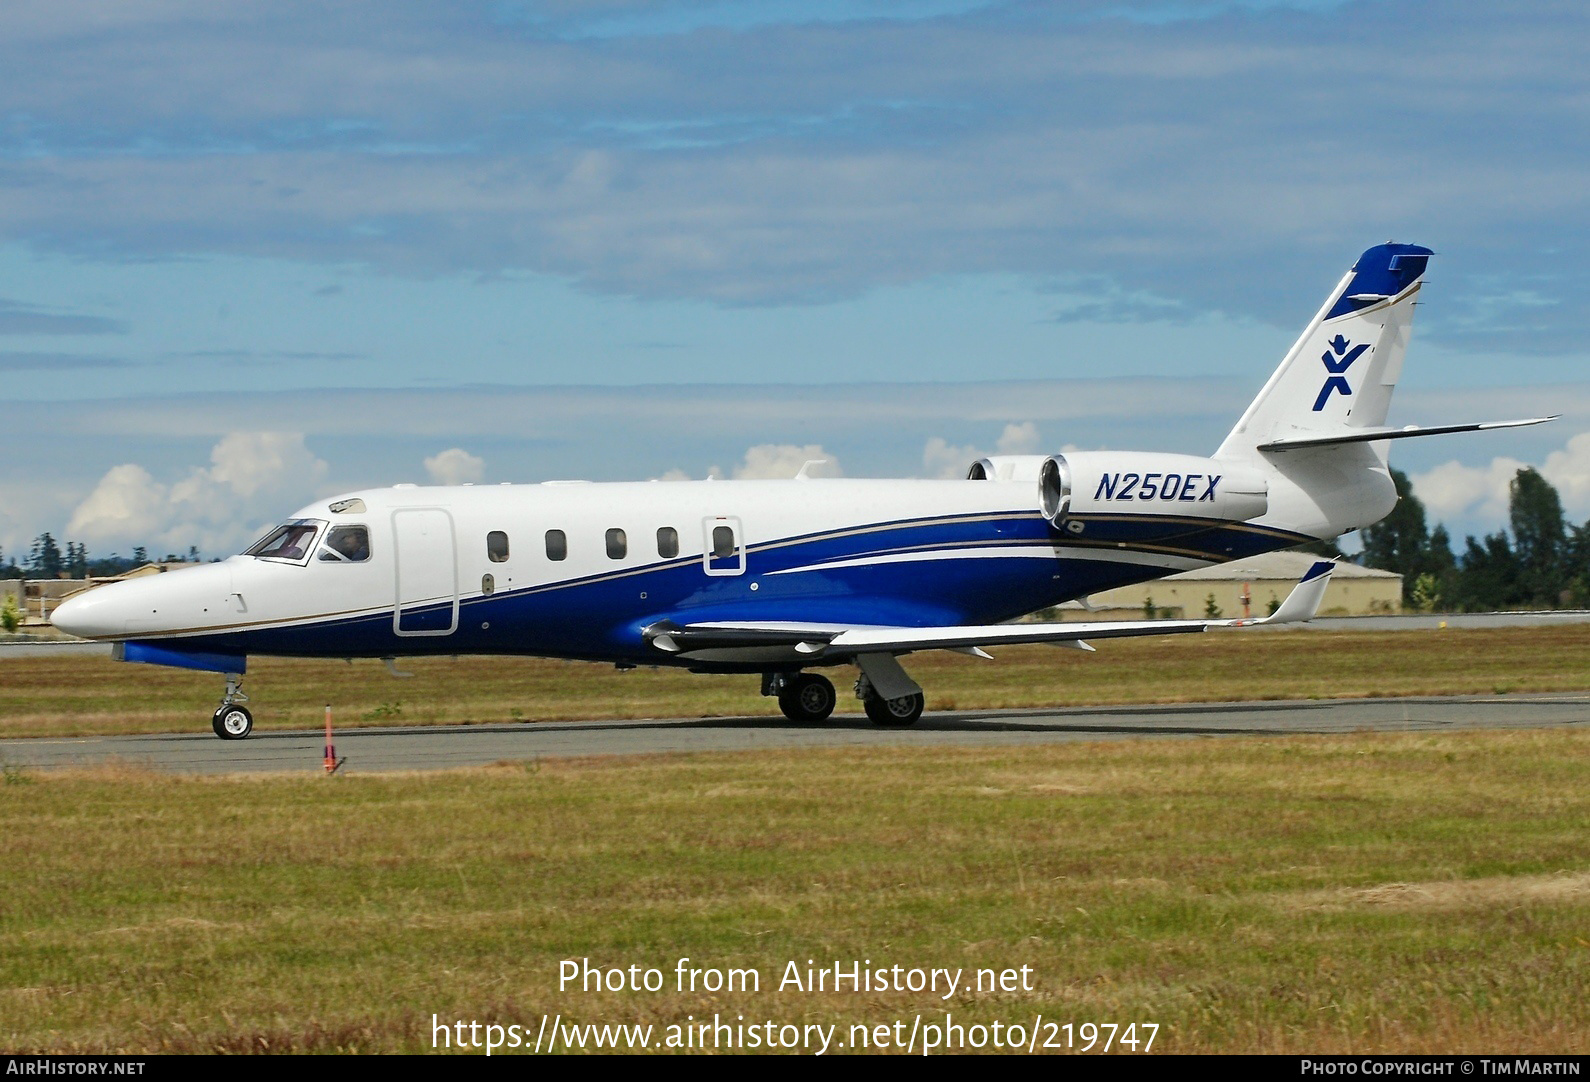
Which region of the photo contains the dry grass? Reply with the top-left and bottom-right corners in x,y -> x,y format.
3,624 -> 1590,738
1282,872 -> 1590,913
0,729 -> 1586,1053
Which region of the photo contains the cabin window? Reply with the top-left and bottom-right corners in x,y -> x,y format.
316,525 -> 371,563
712,525 -> 735,559
247,521 -> 323,563
657,526 -> 679,559
606,528 -> 627,560
545,530 -> 567,561
487,530 -> 509,563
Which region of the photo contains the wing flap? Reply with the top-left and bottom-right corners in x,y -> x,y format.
826,618 -> 1209,653
646,562 -> 1335,658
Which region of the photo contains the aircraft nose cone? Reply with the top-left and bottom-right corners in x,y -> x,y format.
50,578 -> 146,639
50,564 -> 236,640
49,592 -> 102,638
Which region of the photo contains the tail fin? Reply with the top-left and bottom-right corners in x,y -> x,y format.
1217,243 -> 1432,461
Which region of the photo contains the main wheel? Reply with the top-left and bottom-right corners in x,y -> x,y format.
778,673 -> 836,722
864,691 -> 924,728
212,705 -> 254,740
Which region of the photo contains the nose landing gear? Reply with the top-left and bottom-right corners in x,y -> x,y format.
212,673 -> 253,740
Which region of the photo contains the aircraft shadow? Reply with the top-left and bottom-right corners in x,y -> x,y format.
232,698 -> 1347,742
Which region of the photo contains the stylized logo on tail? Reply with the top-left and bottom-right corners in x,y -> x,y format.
1312,334 -> 1368,412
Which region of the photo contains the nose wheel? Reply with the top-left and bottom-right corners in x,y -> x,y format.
212,704 -> 254,740
212,672 -> 253,740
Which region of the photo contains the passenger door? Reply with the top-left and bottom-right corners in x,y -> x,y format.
392,508 -> 458,635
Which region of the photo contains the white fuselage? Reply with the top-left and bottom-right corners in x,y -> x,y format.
51,474 -> 1312,669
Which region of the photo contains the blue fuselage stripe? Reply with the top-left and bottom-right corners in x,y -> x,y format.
148,512 -> 1311,663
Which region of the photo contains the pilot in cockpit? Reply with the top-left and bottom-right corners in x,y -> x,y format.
320,526 -> 371,562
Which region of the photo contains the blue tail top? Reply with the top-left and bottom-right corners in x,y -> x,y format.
1324,242 -> 1433,320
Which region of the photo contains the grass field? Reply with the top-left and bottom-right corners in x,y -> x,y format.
3,625 -> 1587,1054
1,729 -> 1586,1053
4,624 -> 1590,738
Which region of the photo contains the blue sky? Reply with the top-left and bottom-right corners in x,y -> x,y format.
1,0 -> 1586,560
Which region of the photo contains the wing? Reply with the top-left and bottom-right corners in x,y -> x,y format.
645,560 -> 1336,659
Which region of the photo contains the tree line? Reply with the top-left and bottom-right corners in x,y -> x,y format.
0,535 -> 202,580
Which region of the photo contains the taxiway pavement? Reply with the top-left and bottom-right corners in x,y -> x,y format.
2,693 -> 1585,775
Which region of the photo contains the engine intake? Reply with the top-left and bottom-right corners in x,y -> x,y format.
967,455 -> 1050,482
1039,455 -> 1071,523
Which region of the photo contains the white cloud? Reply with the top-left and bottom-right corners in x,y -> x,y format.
7,379 -> 1563,550
0,0 -> 1583,346
922,436 -> 982,479
995,421 -> 1041,455
423,447 -> 485,486
658,445 -> 841,481
731,444 -> 841,480
1410,457 -> 1525,525
1540,431 -> 1590,517
65,432 -> 330,558
1411,428 -> 1590,531
923,422 -> 1045,478
194,431 -> 329,500
67,465 -> 169,543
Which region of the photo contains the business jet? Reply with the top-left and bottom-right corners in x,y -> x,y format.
51,243 -> 1550,738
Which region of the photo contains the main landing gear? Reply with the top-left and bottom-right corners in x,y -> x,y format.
763,672 -> 838,722
855,672 -> 925,728
862,689 -> 925,727
212,673 -> 253,740
761,669 -> 926,727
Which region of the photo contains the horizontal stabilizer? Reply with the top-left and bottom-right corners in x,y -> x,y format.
1257,416 -> 1556,452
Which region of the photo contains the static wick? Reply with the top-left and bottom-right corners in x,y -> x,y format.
323,703 -> 346,775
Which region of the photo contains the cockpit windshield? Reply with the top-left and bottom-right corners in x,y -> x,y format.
245,520 -> 323,563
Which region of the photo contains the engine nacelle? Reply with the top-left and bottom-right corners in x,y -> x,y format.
966,455 -> 1051,482
1038,451 -> 1269,532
